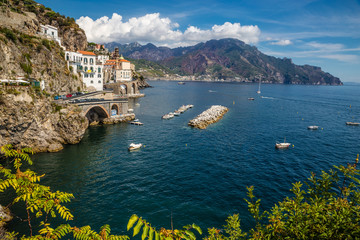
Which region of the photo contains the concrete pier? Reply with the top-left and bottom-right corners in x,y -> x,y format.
188,105 -> 228,129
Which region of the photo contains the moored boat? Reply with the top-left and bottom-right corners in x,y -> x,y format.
307,125 -> 319,130
275,138 -> 291,149
248,97 -> 255,100
128,143 -> 142,151
346,122 -> 360,126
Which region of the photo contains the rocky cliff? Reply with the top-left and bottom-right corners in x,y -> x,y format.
0,0 -> 90,152
0,1 -> 86,95
0,89 -> 88,152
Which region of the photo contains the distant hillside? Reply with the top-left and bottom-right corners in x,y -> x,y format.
105,39 -> 342,85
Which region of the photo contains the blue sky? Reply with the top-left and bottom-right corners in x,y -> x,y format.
37,0 -> 360,82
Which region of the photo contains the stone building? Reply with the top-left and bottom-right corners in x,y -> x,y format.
103,52 -> 139,97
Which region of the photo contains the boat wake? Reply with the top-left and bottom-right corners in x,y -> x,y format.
209,90 -> 217,93
261,96 -> 275,99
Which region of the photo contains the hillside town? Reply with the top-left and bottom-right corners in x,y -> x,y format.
31,23 -> 143,97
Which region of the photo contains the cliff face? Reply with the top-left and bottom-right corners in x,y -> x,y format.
0,90 -> 88,152
0,1 -> 90,152
0,7 -> 84,95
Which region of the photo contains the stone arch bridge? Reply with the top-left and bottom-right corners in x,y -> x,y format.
64,91 -> 130,123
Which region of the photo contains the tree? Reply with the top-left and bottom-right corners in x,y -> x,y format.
206,154 -> 360,239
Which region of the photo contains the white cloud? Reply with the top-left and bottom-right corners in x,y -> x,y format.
320,54 -> 358,62
306,42 -> 345,51
270,39 -> 292,46
76,13 -> 260,47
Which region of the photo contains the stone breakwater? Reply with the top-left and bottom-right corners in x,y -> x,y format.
188,105 -> 228,129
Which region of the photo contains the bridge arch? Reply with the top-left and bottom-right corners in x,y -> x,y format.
111,104 -> 119,116
120,84 -> 127,96
84,105 -> 110,123
131,83 -> 136,94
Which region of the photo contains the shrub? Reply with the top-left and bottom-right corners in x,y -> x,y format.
0,27 -> 17,42
42,39 -> 51,50
20,63 -> 32,75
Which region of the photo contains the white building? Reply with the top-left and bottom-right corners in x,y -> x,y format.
39,24 -> 62,46
65,50 -> 104,91
104,56 -> 133,83
97,55 -> 110,65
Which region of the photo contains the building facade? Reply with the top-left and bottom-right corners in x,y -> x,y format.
39,24 -> 62,46
65,50 -> 104,91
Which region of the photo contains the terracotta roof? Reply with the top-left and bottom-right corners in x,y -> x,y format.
119,59 -> 130,62
78,50 -> 96,56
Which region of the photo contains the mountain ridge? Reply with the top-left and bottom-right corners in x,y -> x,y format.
105,38 -> 342,85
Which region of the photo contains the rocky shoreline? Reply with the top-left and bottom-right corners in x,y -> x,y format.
188,105 -> 228,129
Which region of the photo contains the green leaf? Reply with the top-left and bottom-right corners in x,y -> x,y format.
127,214 -> 139,231
185,230 -> 196,240
191,224 -> 202,235
148,228 -> 154,240
142,225 -> 149,240
155,231 -> 160,240
133,218 -> 143,236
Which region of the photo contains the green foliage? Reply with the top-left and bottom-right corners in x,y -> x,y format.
128,214 -> 202,240
72,224 -> 128,240
205,155 -> 360,239
0,145 -> 74,236
42,39 -> 52,50
0,27 -> 17,42
20,62 -> 32,75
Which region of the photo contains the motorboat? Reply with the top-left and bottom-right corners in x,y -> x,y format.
178,82 -> 185,85
257,80 -> 261,94
275,138 -> 291,149
248,97 -> 255,100
307,125 -> 319,130
128,143 -> 142,151
346,122 -> 360,126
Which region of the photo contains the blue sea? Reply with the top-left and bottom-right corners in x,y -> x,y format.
5,81 -> 360,235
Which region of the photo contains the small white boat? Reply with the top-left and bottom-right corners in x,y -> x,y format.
346,122 -> 360,126
128,143 -> 142,151
178,82 -> 185,85
248,97 -> 255,100
130,121 -> 143,125
174,112 -> 180,116
307,125 -> 319,130
275,138 -> 291,149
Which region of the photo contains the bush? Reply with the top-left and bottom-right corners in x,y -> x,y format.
42,39 -> 51,50
20,62 -> 32,75
0,27 -> 17,42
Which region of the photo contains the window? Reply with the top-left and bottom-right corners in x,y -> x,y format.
98,67 -> 101,72
90,80 -> 93,84
84,74 -> 88,78
98,74 -> 101,78
84,58 -> 88,64
66,54 -> 69,61
84,66 -> 88,72
90,58 -> 94,65
90,67 -> 94,72
98,80 -> 101,83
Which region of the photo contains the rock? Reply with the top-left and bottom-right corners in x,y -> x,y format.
0,91 -> 88,153
48,142 -> 63,152
0,205 -> 12,227
188,105 -> 228,129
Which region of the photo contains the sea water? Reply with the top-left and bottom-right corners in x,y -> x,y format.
5,81 -> 360,235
